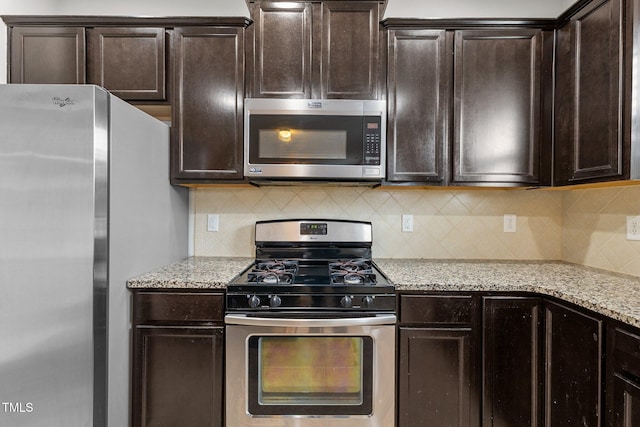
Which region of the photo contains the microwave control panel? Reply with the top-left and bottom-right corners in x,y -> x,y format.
364,117 -> 382,165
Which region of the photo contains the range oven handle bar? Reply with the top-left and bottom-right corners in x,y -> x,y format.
224,313 -> 397,328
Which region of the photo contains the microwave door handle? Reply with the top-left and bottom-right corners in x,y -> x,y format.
224,313 -> 396,328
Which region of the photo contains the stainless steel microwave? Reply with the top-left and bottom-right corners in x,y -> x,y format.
244,98 -> 386,181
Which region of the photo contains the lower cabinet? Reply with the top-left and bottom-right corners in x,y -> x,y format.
398,328 -> 476,427
397,294 -> 480,427
131,291 -> 225,427
398,293 -> 609,427
608,325 -> 640,426
482,297 -> 543,427
544,301 -> 603,427
612,375 -> 640,426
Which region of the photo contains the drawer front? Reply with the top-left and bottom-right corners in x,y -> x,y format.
133,291 -> 224,324
614,326 -> 640,379
400,294 -> 474,325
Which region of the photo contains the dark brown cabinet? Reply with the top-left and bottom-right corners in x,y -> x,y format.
483,297 -> 543,427
131,291 -> 225,427
8,26 -> 85,84
383,21 -> 553,186
554,0 -> 632,185
247,1 -> 383,99
170,26 -> 246,183
87,27 -> 166,101
6,20 -> 167,101
398,294 -> 480,427
247,1 -> 312,98
608,325 -> 640,426
385,28 -> 451,183
544,301 -> 603,427
452,29 -> 547,186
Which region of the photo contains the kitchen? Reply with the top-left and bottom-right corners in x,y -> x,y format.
1,0 -> 640,426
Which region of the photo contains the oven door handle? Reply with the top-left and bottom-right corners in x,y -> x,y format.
224,313 -> 397,328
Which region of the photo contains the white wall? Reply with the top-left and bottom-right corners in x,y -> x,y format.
384,0 -> 576,18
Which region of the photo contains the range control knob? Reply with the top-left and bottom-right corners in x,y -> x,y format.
361,296 -> 375,308
269,295 -> 282,308
340,295 -> 353,309
248,295 -> 261,308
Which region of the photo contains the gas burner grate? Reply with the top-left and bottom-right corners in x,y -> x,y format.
329,259 -> 377,285
247,260 -> 298,285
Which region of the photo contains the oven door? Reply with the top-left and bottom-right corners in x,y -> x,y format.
225,314 -> 396,427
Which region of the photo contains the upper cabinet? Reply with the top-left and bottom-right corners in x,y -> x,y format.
9,26 -> 86,84
87,27 -> 166,101
452,29 -> 551,186
247,2 -> 312,98
386,28 -> 450,183
384,21 -> 554,186
246,0 -> 384,99
170,26 -> 246,183
4,17 -> 168,102
554,0 -> 634,185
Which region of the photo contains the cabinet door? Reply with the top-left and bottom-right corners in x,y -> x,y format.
483,297 -> 543,427
9,26 -> 85,84
386,29 -> 450,183
398,327 -> 477,427
613,375 -> 640,427
452,29 -> 542,185
132,326 -> 224,427
248,1 -> 312,98
554,0 -> 628,185
87,27 -> 166,101
321,2 -> 381,99
544,302 -> 603,427
170,27 -> 245,182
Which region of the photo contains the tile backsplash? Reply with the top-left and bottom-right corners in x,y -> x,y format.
193,186 -> 563,261
563,185 -> 640,277
193,184 -> 640,277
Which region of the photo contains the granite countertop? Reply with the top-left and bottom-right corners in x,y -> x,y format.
127,257 -> 254,289
127,257 -> 640,328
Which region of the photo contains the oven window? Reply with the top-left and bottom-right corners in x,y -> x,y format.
248,115 -> 365,165
248,335 -> 373,415
258,129 -> 348,160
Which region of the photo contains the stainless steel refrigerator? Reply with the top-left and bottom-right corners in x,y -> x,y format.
0,85 -> 189,427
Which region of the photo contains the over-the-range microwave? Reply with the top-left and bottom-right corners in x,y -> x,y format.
244,98 -> 386,182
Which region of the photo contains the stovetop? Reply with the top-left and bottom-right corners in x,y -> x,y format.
226,219 -> 396,312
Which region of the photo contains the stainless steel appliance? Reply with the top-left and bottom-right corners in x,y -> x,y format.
225,219 -> 396,427
0,85 -> 189,427
244,98 -> 386,181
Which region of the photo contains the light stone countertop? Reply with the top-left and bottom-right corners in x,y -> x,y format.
127,257 -> 640,328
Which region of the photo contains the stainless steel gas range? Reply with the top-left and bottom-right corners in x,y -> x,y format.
225,219 -> 396,427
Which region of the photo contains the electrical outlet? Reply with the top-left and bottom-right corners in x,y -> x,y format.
402,214 -> 414,232
207,214 -> 219,232
503,214 -> 517,233
627,216 -> 640,241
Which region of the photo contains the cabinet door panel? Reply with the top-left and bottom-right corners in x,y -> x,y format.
9,26 -> 85,84
544,302 -> 603,427
321,2 -> 380,99
398,328 -> 475,427
453,29 -> 541,185
87,27 -> 166,101
387,29 -> 450,182
250,2 -> 312,98
483,297 -> 543,427
171,27 -> 244,182
132,326 -> 224,427
554,0 -> 628,184
613,375 -> 640,427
